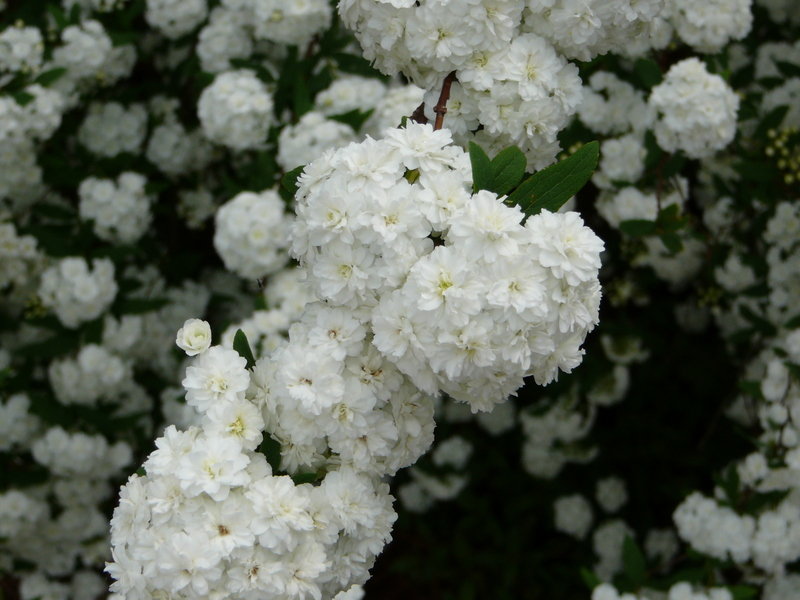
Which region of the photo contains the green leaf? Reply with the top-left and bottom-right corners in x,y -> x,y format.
34,68 -> 67,87
292,471 -> 322,485
657,203 -> 683,230
233,329 -> 256,369
715,463 -> 740,505
579,568 -> 601,590
47,3 -> 68,28
68,3 -> 81,24
292,73 -> 313,118
510,141 -> 600,217
258,435 -> 283,472
776,61 -> 800,78
660,232 -> 683,254
469,142 -> 493,193
619,220 -> 657,237
784,313 -> 800,329
281,166 -> 305,201
622,536 -> 646,589
489,146 -> 527,196
634,58 -> 663,89
12,91 -> 35,107
728,586 -> 758,600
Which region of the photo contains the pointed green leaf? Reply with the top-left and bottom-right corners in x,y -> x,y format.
47,3 -> 68,29
579,568 -> 601,590
34,68 -> 67,87
233,329 -> 256,369
258,435 -> 283,472
622,536 -> 646,588
490,146 -> 526,195
12,91 -> 35,107
469,142 -> 493,193
281,166 -> 305,202
510,141 -> 599,217
660,232 -> 683,254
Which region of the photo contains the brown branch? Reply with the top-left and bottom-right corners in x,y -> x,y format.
433,71 -> 457,131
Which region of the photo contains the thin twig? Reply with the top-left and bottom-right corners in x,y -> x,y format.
433,71 -> 457,131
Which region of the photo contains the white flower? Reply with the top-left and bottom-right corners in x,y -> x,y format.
176,319 -> 213,356
182,346 -> 250,413
525,210 -> 605,286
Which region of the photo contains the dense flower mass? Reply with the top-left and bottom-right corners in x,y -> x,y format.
649,58 -> 740,159
198,69 -> 274,150
292,124 -> 603,409
0,0 -> 798,598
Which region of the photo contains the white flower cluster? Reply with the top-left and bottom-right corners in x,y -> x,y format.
523,0 -> 668,61
397,434 -> 473,512
51,19 -> 132,91
196,0 -> 331,73
107,343 -> 398,599
292,123 -> 603,411
278,112 -> 356,172
521,390 -> 597,478
669,0 -> 753,53
213,189 -> 291,280
78,172 -> 152,244
48,344 -> 133,406
0,25 -> 43,72
0,393 -> 40,451
0,64 -> 66,208
339,0 -> 594,167
32,426 -> 132,478
554,494 -> 594,539
0,222 -> 40,291
579,72 -> 654,137
649,58 -> 740,159
674,491 -> 800,573
592,134 -> 647,190
596,180 -> 685,229
145,0 -> 208,39
315,76 -> 386,117
196,7 -> 252,73
243,0 -> 332,47
198,69 -> 274,150
38,257 -> 117,328
77,102 -> 148,157
277,79 -> 424,172
146,107 -> 214,178
592,582 -> 733,600
220,269 -> 316,359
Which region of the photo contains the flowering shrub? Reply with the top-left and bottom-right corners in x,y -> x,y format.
0,0 -> 798,599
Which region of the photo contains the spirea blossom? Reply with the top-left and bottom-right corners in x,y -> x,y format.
78,172 -> 152,244
108,340 -> 400,599
198,70 -> 274,150
649,58 -> 740,159
38,257 -> 118,328
213,189 -> 291,280
292,123 -> 603,410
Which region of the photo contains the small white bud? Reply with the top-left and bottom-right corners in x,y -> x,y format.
176,318 -> 212,356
